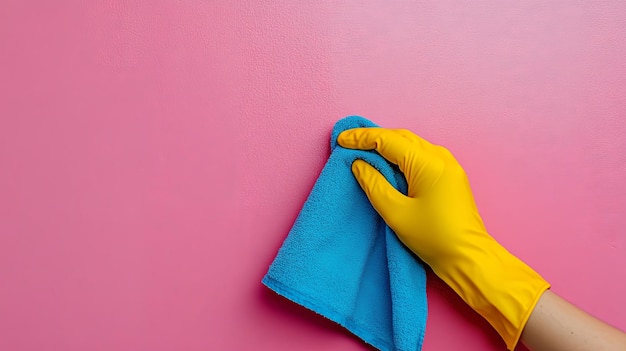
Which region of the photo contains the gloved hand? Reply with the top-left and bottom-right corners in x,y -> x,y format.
338,127 -> 550,350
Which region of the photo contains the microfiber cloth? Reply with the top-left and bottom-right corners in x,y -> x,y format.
262,116 -> 428,351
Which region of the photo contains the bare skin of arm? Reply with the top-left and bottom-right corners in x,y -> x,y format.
521,289 -> 626,351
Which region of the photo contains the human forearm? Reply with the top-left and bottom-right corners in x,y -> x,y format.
521,290 -> 626,351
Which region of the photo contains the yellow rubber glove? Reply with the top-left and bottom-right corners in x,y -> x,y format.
338,127 -> 550,350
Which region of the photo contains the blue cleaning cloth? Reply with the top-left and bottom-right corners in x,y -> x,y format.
262,116 -> 427,351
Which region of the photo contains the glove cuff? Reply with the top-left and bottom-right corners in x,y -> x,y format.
433,244 -> 550,350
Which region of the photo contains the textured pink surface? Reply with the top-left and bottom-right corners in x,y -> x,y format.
1,1 -> 625,350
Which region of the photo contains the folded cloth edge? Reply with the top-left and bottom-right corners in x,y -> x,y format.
262,115 -> 426,351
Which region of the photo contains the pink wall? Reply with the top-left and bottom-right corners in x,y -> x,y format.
1,1 -> 625,350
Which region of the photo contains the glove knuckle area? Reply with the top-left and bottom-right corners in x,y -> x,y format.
446,162 -> 467,178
